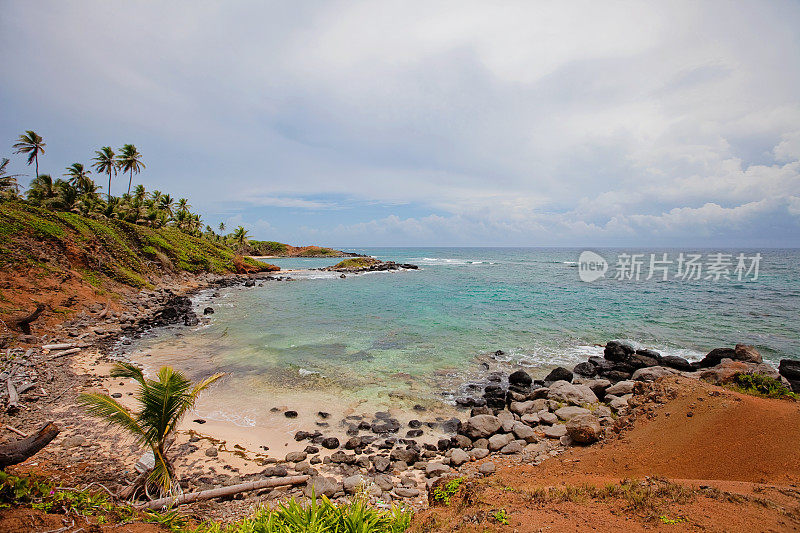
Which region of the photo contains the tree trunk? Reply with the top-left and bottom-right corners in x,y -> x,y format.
0,422 -> 59,469
137,475 -> 309,510
11,303 -> 45,334
128,169 -> 133,195
108,170 -> 112,201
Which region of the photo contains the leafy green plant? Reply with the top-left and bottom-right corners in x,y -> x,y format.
493,508 -> 509,525
432,477 -> 464,506
729,373 -> 797,400
79,362 -> 223,496
197,494 -> 411,533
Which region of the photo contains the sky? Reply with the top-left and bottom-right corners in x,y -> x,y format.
2,1 -> 800,247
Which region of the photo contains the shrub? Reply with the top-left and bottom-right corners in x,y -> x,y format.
730,373 -> 797,400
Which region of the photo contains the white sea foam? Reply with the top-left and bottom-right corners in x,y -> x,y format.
196,409 -> 257,428
413,257 -> 496,266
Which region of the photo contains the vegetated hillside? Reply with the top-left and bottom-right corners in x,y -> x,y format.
0,201 -> 277,336
246,239 -> 356,257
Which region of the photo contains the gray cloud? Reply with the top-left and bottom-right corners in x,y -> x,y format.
1,1 -> 799,245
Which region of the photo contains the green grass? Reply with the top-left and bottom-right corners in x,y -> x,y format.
0,202 -> 273,290
728,373 -> 797,400
333,257 -> 380,269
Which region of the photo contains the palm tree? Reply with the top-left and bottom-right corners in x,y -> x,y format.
92,146 -> 118,201
218,222 -> 226,233
118,144 -> 145,195
64,163 -> 93,194
27,174 -> 57,205
158,193 -> 174,217
79,362 -> 223,496
176,198 -> 190,213
0,158 -> 23,198
13,131 -> 45,180
232,226 -> 249,252
49,180 -> 79,211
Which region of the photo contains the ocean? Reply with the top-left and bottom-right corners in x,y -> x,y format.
122,247 -> 800,427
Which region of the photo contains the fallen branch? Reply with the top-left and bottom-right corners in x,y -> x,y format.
137,475 -> 309,510
50,348 -> 81,359
0,421 -> 59,469
42,343 -> 74,351
12,304 -> 45,335
6,378 -> 19,413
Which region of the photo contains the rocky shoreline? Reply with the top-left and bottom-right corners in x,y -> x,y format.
2,267 -> 799,519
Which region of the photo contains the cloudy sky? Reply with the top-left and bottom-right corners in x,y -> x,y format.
2,1 -> 799,247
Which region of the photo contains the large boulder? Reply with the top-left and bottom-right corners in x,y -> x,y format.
573,362 -> 596,377
304,476 -> 341,497
566,414 -> 602,444
779,359 -> 800,381
605,380 -> 635,396
547,381 -> 598,405
343,475 -> 366,494
604,341 -> 635,362
544,367 -> 573,383
554,405 -> 591,421
698,360 -> 750,385
661,355 -> 694,371
390,448 -> 419,464
509,369 -> 533,388
631,366 -> 677,382
462,415 -> 502,439
542,424 -> 568,439
629,352 -> 660,369
698,348 -> 737,368
511,421 -> 538,442
449,448 -> 470,466
734,344 -> 763,364
585,378 -> 611,399
488,433 -> 514,451
510,400 -> 535,415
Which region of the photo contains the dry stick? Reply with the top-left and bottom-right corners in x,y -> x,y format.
50,348 -> 81,359
1,424 -> 27,437
137,475 -> 310,510
6,378 -> 19,412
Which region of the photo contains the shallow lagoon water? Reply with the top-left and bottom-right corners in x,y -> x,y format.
125,248 -> 800,427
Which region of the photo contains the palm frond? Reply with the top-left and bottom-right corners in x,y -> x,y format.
77,392 -> 149,446
110,361 -> 147,386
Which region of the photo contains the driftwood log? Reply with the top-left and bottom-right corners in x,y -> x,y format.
12,303 -> 45,335
6,378 -> 19,413
137,475 -> 310,510
0,421 -> 59,469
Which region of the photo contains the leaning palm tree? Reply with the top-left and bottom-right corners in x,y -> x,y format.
79,362 -> 223,497
92,146 -> 118,201
64,163 -> 93,194
118,143 -> 145,195
13,130 -> 45,180
0,158 -> 24,198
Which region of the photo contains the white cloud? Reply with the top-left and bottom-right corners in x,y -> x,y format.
1,1 -> 799,245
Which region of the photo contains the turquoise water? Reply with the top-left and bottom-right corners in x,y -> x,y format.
126,248 -> 800,416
